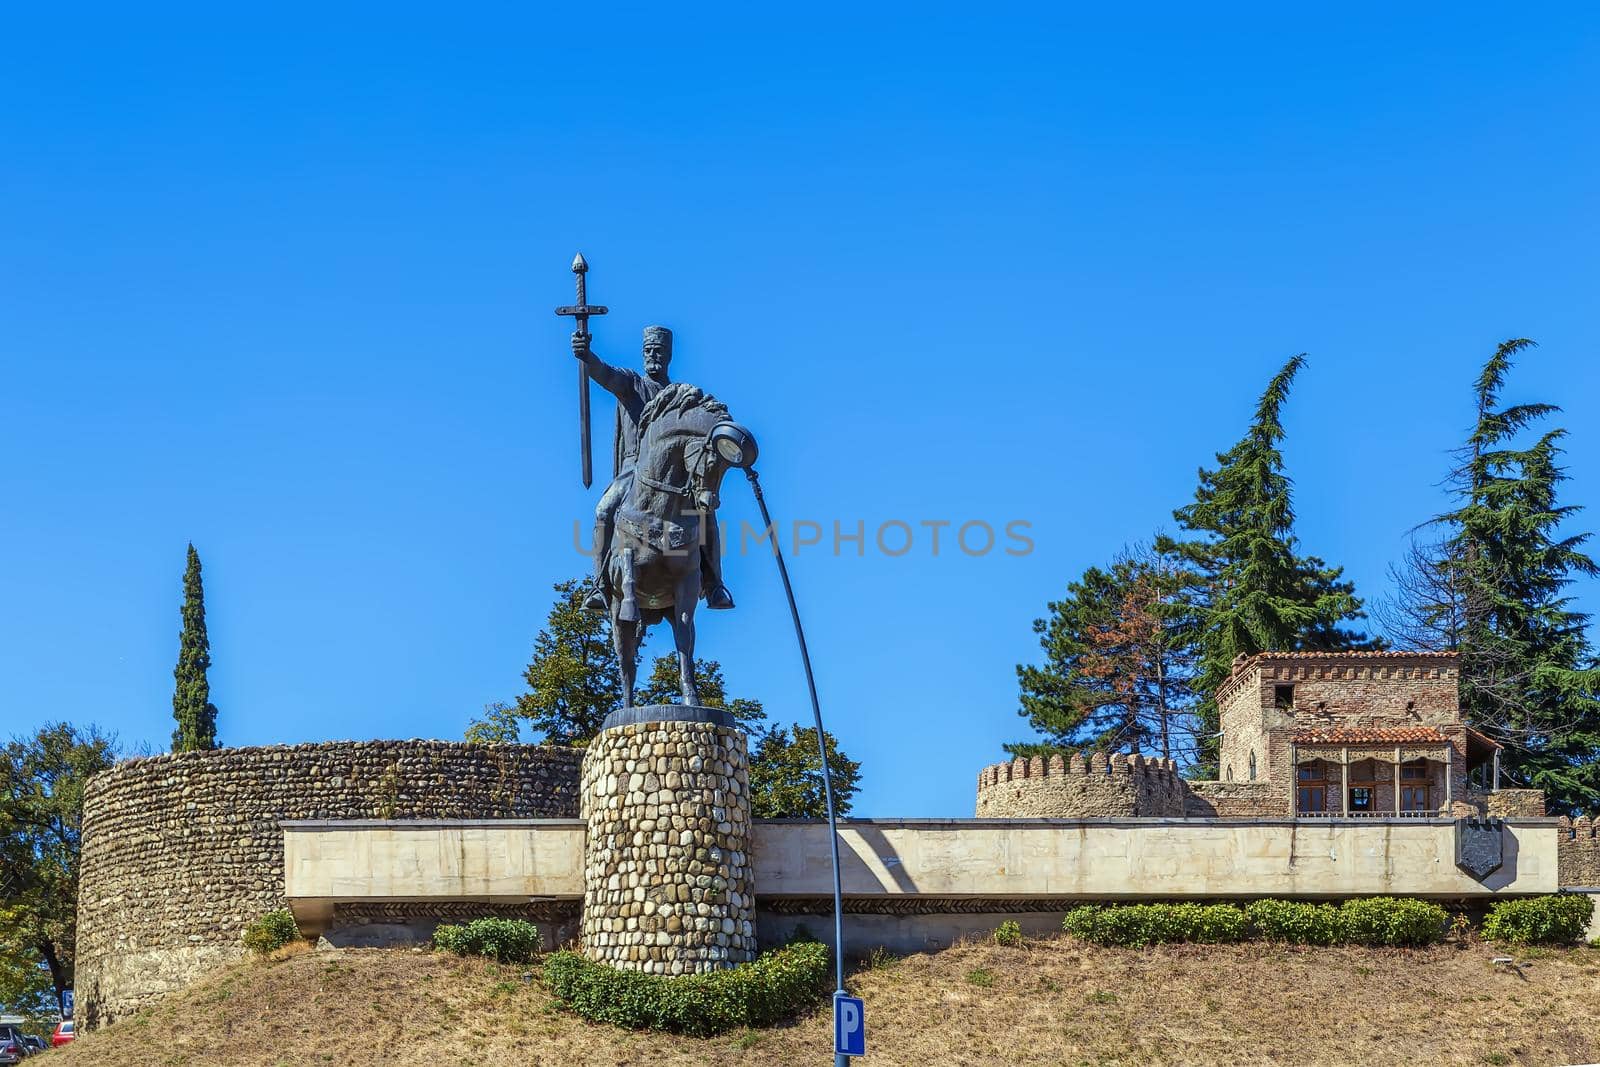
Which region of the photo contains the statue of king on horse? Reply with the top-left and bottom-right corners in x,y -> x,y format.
558,257 -> 758,708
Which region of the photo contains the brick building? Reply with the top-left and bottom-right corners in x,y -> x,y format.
1214,650 -> 1540,818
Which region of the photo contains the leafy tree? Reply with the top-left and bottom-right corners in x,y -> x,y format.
0,722 -> 117,1016
749,725 -> 861,819
473,581 -> 865,816
637,655 -> 767,729
1377,534 -> 1470,652
468,579 -> 622,745
1010,542 -> 1201,764
171,543 -> 218,751
1389,340 -> 1600,811
467,580 -> 767,743
1160,356 -> 1377,772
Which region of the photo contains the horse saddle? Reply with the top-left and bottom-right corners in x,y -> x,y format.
615,506 -> 697,552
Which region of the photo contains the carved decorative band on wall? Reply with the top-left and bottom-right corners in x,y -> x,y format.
332,901 -> 581,924
760,897 -> 1084,916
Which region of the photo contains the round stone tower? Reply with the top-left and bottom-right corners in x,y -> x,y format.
580,706 -> 756,974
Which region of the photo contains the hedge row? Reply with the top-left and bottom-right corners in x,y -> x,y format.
433,918 -> 543,963
542,941 -> 831,1035
1061,898 -> 1450,947
1483,895 -> 1595,945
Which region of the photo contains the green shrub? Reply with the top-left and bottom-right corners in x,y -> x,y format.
1061,903 -> 1247,947
1062,898 -> 1447,948
1335,898 -> 1448,947
1244,899 -> 1341,945
1483,895 -> 1595,946
432,917 -> 543,963
542,941 -> 831,1036
241,909 -> 301,955
993,920 -> 1024,947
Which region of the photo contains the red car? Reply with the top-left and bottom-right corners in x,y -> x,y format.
52,1020 -> 75,1046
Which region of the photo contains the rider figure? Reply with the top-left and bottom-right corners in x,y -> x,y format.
573,325 -> 735,613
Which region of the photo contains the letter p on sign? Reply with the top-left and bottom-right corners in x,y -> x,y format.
834,993 -> 865,1056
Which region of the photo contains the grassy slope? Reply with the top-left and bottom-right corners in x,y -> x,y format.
50,938 -> 1600,1067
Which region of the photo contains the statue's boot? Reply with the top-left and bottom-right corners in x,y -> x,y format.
585,521 -> 610,612
700,531 -> 733,609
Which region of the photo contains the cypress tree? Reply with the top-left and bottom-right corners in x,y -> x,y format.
1161,355 -> 1376,772
171,543 -> 218,751
1436,339 -> 1600,811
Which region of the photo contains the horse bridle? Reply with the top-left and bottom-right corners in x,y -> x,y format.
633,428 -> 718,502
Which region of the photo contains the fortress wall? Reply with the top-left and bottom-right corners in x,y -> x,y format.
75,741 -> 582,1027
974,752 -> 1186,817
1558,816 -> 1600,887
1183,780 -> 1284,817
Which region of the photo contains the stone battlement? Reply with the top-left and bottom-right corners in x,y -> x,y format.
975,752 -> 1186,817
1558,816 -> 1600,887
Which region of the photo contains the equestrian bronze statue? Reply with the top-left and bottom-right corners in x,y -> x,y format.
557,255 -> 758,707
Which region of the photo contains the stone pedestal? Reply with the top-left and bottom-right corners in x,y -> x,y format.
580,705 -> 755,973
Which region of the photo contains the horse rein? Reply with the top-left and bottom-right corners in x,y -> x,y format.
633,428 -> 718,502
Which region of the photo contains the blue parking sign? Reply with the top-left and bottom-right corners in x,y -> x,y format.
834,994 -> 865,1056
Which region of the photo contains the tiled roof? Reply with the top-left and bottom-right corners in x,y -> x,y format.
1292,726 -> 1448,745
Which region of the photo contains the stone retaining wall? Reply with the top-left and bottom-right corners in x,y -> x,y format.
974,752 -> 1186,817
75,740 -> 582,1027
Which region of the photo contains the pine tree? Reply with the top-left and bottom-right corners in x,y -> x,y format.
637,656 -> 768,730
748,725 -> 861,819
1011,543 -> 1202,764
468,579 -> 623,745
471,581 -> 867,815
1423,339 -> 1600,812
466,581 -> 765,745
171,543 -> 218,752
1160,355 -> 1376,772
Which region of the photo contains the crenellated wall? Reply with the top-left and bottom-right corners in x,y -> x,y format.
1558,816 -> 1600,887
974,752 -> 1186,817
75,741 -> 583,1027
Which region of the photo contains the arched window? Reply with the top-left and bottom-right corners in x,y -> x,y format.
1226,764 -> 1234,782
1248,751 -> 1257,781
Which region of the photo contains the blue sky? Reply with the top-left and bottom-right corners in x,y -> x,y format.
3,5 -> 1597,816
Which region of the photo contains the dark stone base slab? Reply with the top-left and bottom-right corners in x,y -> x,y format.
599,703 -> 741,733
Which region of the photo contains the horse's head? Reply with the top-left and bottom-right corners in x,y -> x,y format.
692,420 -> 759,511
636,383 -> 758,513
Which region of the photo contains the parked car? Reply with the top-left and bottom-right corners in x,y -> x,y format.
51,1019 -> 76,1046
22,1037 -> 44,1054
0,1022 -> 31,1063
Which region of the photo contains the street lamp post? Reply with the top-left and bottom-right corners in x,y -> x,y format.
742,466 -> 852,1067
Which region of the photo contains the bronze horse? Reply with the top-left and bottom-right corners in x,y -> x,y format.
604,383 -> 757,707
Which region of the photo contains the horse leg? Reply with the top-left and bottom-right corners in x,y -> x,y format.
613,605 -> 638,710
669,570 -> 702,706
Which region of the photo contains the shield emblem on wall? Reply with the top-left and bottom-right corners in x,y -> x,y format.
1455,818 -> 1505,881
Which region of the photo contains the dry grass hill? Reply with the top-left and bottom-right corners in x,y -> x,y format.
49,937 -> 1600,1067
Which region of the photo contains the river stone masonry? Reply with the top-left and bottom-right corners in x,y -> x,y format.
581,709 -> 755,973
75,740 -> 583,1027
